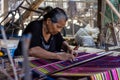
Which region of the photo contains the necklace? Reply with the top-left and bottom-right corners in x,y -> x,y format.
42,22 -> 54,50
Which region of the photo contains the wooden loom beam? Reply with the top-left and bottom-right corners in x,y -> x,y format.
15,0 -> 44,25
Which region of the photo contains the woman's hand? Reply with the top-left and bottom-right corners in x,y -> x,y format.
57,52 -> 75,61
67,47 -> 78,57
62,41 -> 78,57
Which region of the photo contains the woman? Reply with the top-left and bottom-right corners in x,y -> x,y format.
15,7 -> 76,61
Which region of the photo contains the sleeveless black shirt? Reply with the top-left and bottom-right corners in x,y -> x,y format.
14,20 -> 65,56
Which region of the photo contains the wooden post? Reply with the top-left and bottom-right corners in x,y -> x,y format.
97,0 -> 102,46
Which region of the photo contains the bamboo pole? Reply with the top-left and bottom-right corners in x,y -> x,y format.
105,0 -> 120,19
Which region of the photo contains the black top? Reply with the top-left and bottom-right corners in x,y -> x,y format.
14,20 -> 65,56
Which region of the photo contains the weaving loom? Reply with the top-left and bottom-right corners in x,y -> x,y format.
30,51 -> 120,80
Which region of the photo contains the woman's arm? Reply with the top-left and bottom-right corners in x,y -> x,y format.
61,41 -> 72,52
28,46 -> 75,60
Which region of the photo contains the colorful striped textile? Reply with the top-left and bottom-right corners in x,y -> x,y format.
30,52 -> 90,68
30,58 -> 59,68
30,52 -> 120,80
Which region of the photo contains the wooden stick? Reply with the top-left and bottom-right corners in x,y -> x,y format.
21,34 -> 32,80
105,0 -> 120,20
0,25 -> 18,80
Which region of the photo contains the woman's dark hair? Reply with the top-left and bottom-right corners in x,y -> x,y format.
43,7 -> 68,23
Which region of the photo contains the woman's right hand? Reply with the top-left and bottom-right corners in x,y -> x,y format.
57,52 -> 75,61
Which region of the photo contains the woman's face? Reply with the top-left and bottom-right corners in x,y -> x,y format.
46,18 -> 66,35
